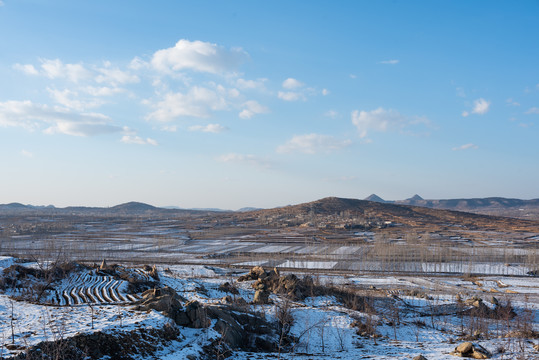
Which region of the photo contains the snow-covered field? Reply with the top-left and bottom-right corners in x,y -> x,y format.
1,257 -> 538,359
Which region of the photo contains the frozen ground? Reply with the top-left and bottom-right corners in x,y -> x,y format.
1,258 -> 538,359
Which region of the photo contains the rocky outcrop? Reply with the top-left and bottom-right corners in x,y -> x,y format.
134,285 -> 279,351
238,266 -> 315,303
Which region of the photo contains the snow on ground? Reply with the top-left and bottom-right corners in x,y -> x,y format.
1,259 -> 539,359
279,260 -> 337,269
0,257 -> 16,270
0,293 -> 169,354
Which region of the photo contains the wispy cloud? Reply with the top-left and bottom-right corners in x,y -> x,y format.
47,87 -> 104,111
188,123 -> 227,133
95,62 -> 139,86
525,107 -> 539,114
452,143 -> 478,151
277,77 -> 317,102
278,91 -> 306,102
379,59 -> 399,65
13,63 -> 39,75
217,153 -> 271,168
21,150 -> 33,158
277,133 -> 351,154
0,100 -> 122,136
236,78 -> 267,91
146,86 -> 228,121
324,110 -> 339,119
239,100 -> 269,119
39,58 -> 91,82
506,98 -> 520,106
121,135 -> 158,145
351,107 -> 429,138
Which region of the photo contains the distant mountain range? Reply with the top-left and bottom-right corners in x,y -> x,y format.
363,194 -> 539,219
0,201 -> 212,215
0,201 -> 263,216
1,196 -> 539,220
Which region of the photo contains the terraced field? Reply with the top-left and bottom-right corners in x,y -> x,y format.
47,272 -> 140,305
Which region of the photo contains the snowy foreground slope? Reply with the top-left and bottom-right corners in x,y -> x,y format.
1,256 -> 538,359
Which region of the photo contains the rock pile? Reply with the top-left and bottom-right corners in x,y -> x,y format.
460,296 -> 515,320
451,342 -> 491,359
238,266 -> 314,304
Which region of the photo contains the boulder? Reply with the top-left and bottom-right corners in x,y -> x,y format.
181,300 -> 211,328
250,266 -> 266,279
455,342 -> 473,354
138,286 -> 182,313
218,282 -> 239,295
220,295 -> 233,304
452,342 -> 491,359
253,290 -> 270,304
413,355 -> 427,360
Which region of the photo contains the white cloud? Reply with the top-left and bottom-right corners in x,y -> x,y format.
462,111 -> 469,117
471,98 -> 490,115
13,63 -> 39,75
278,91 -> 305,102
322,88 -> 330,96
239,100 -> 269,119
352,107 -> 408,138
236,78 -> 267,91
282,78 -> 304,89
188,123 -> 227,133
276,133 -> 351,154
217,153 -> 271,168
525,107 -> 539,114
506,98 -> 520,106
380,60 -> 399,65
129,56 -> 148,70
47,88 -> 103,111
121,135 -> 158,145
21,150 -> 33,158
0,1 -> 4,6
40,59 -> 91,82
278,79 -> 316,101
95,65 -> 139,86
151,39 -> 247,74
83,86 -> 125,97
0,100 -> 122,136
349,74 -> 357,79
146,86 -> 228,121
160,125 -> 178,132
452,143 -> 478,151
324,110 -> 339,118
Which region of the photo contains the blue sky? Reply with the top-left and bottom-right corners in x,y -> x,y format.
1,1 -> 538,209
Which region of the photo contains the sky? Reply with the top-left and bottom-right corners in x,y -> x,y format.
0,1 -> 538,209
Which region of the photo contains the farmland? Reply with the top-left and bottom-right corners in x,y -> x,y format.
0,197 -> 538,359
